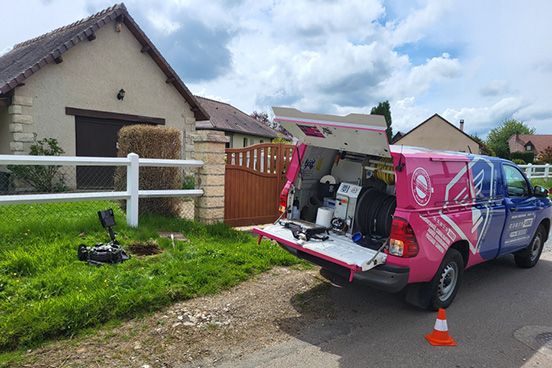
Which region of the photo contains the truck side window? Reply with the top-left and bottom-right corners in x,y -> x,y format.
503,165 -> 530,197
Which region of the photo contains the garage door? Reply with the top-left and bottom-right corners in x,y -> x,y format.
75,116 -> 137,189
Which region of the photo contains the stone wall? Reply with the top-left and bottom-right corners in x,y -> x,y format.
7,95 -> 34,155
193,130 -> 229,224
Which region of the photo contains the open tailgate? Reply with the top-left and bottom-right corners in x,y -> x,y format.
273,107 -> 391,158
254,224 -> 387,280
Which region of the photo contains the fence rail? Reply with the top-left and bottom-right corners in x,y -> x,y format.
519,163 -> 552,179
0,153 -> 203,226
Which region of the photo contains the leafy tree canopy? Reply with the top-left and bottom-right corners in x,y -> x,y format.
470,134 -> 495,156
486,119 -> 535,159
371,101 -> 393,142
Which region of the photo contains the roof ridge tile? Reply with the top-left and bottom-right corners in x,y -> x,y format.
13,3 -> 124,49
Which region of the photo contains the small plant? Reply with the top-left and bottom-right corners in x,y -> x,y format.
181,174 -> 195,190
511,158 -> 526,165
7,136 -> 67,193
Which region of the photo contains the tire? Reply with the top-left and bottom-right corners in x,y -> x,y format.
428,248 -> 464,311
514,224 -> 545,269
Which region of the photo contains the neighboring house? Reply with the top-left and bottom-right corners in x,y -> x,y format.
0,3 -> 208,188
195,96 -> 290,148
508,134 -> 552,156
393,114 -> 482,154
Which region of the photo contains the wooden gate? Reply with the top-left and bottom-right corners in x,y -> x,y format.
225,143 -> 294,227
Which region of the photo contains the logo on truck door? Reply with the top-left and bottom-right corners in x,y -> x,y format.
412,167 -> 432,206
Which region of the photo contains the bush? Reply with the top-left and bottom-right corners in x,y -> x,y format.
114,125 -> 182,217
510,151 -> 534,164
7,136 -> 67,193
537,146 -> 552,164
511,158 -> 526,165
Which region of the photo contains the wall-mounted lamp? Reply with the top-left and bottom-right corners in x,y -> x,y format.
117,89 -> 125,100
115,21 -> 122,32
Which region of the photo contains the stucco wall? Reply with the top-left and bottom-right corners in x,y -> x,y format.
8,22 -> 196,158
396,117 -> 479,153
230,133 -> 271,148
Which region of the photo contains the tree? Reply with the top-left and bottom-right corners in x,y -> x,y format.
251,110 -> 292,138
470,134 -> 495,156
371,101 -> 393,142
250,111 -> 271,127
486,119 -> 535,159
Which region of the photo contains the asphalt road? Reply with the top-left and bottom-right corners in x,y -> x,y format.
221,235 -> 552,368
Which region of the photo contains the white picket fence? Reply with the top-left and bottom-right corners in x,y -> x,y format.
519,163 -> 552,179
0,153 -> 203,226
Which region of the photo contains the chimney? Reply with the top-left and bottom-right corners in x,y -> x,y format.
459,119 -> 464,131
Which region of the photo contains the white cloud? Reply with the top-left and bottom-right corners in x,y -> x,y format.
391,97 -> 431,133
479,80 -> 510,97
2,0 -> 552,136
193,89 -> 231,104
146,13 -> 181,35
385,0 -> 454,46
0,46 -> 11,57
270,0 -> 385,44
380,53 -> 461,100
442,97 -> 526,136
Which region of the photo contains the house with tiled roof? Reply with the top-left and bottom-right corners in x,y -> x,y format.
393,113 -> 483,154
195,96 -> 290,148
0,3 -> 208,188
508,133 -> 552,157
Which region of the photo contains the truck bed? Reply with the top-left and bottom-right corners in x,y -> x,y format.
254,223 -> 387,273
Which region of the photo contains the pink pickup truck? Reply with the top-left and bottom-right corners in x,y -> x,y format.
255,107 -> 552,310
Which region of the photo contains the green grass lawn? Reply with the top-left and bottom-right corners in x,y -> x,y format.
0,201 -> 300,355
529,177 -> 552,190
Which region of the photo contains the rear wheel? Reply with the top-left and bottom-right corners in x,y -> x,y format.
514,224 -> 545,268
428,248 -> 464,311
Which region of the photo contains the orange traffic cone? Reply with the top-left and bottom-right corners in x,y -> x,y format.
424,308 -> 457,346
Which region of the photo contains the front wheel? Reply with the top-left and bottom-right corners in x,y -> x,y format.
428,249 -> 464,311
514,224 -> 545,268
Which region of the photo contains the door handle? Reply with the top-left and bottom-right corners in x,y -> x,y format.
510,207 -> 518,212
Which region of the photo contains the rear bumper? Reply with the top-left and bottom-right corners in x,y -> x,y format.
280,243 -> 409,293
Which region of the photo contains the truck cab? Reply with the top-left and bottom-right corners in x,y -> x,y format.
254,107 -> 552,310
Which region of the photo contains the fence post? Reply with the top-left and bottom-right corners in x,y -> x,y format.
546,163 -> 550,179
127,153 -> 139,227
526,163 -> 533,179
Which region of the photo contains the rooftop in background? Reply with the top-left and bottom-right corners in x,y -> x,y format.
195,96 -> 291,140
508,134 -> 552,154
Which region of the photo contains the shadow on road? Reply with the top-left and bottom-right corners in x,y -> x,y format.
273,253 -> 552,367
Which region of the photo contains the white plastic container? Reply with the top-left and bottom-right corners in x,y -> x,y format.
315,207 -> 333,228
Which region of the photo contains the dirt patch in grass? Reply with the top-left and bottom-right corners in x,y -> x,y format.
15,266 -> 332,368
127,242 -> 163,256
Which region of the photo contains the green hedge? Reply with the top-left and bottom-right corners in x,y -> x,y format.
510,151 -> 534,163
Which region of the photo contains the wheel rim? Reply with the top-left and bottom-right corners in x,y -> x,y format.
438,262 -> 458,302
530,232 -> 543,261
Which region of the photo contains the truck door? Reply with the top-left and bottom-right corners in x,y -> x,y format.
500,164 -> 538,255
468,158 -> 506,260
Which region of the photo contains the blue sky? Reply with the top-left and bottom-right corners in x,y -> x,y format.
1,0 -> 552,138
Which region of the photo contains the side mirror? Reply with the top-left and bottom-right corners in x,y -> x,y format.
534,185 -> 550,198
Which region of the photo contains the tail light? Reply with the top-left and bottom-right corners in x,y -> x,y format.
279,181 -> 291,217
388,218 -> 419,257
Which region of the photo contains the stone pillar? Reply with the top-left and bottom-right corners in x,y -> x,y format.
193,130 -> 229,224
8,95 -> 34,155
183,116 -> 196,161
